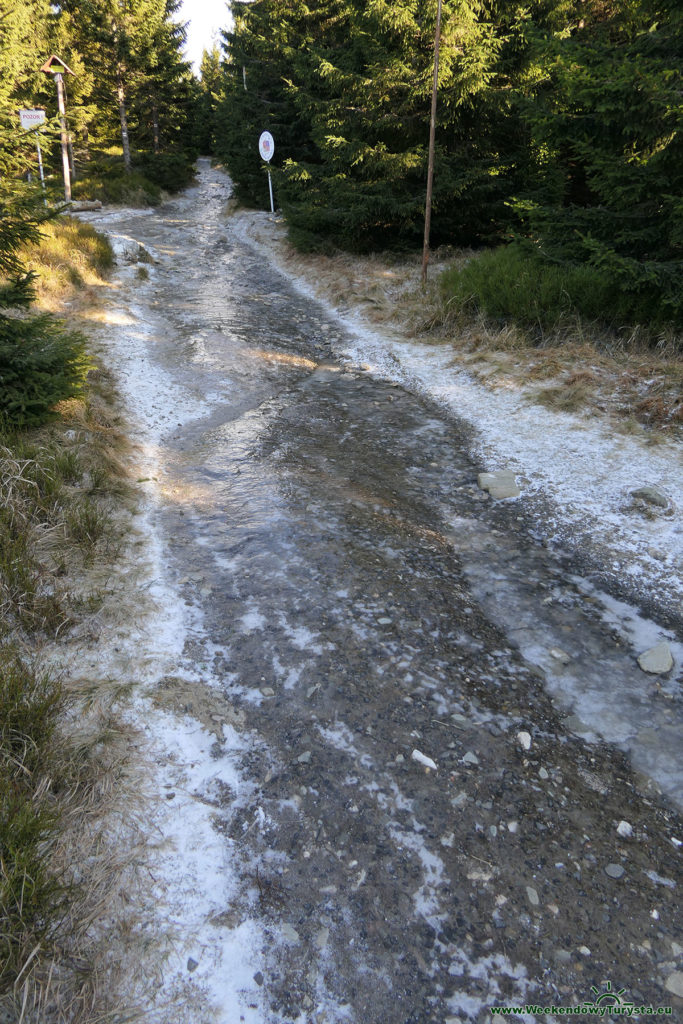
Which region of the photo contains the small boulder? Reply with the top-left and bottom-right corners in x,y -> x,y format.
637,642 -> 674,675
630,486 -> 669,509
664,971 -> 683,998
517,730 -> 532,751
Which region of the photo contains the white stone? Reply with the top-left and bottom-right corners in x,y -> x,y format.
637,642 -> 674,675
550,647 -> 571,665
411,748 -> 437,771
462,751 -> 480,766
617,820 -> 633,838
526,886 -> 540,907
664,971 -> 683,998
517,730 -> 532,751
281,924 -> 300,944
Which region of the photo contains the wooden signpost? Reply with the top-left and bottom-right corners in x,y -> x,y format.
40,55 -> 75,202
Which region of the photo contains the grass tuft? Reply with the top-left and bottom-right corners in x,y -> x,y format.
23,217 -> 114,309
0,646 -> 66,994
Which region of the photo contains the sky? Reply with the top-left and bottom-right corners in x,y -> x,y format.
178,0 -> 234,73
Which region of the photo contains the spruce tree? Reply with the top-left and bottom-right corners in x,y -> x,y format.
53,0 -> 195,172
217,0 -> 561,250
518,0 -> 683,325
193,47 -> 222,155
215,0 -> 312,210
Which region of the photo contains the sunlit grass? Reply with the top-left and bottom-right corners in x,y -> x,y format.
23,216 -> 114,310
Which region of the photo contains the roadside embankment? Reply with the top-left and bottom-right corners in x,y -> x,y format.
0,220 -> 156,1023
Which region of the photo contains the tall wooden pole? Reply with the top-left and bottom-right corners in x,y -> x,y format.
422,0 -> 442,287
55,73 -> 72,201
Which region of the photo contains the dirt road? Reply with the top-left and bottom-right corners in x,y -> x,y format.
82,162 -> 681,1023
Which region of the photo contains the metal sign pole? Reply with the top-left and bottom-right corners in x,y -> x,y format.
36,140 -> 47,206
267,170 -> 274,214
258,131 -> 276,214
19,109 -> 48,206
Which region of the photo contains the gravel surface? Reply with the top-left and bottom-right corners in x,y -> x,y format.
79,162 -> 682,1024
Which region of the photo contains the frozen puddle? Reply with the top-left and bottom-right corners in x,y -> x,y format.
446,511 -> 683,807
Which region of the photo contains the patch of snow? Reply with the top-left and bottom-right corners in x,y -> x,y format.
75,210 -> 276,1023
318,721 -> 360,755
240,606 -> 267,632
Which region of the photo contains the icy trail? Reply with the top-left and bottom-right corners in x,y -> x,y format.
73,162 -> 682,1024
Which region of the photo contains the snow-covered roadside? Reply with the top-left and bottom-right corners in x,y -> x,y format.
230,210 -> 683,623
68,216 -> 272,1023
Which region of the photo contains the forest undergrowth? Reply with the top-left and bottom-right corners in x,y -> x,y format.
258,221 -> 683,439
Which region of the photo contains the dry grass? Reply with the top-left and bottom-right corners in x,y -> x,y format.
0,219 -> 163,1020
0,699 -> 151,1024
0,360 -> 150,1022
243,212 -> 683,438
22,217 -> 114,313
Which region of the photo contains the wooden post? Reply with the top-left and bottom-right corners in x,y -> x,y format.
39,57 -> 76,195
422,0 -> 442,287
55,73 -> 72,201
68,136 -> 77,180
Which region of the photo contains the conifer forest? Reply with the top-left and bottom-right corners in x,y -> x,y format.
212,0 -> 682,331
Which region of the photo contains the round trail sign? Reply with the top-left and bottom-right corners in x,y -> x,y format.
259,131 -> 274,162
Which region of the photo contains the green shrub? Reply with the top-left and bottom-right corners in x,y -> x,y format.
72,149 -> 196,206
441,243 -> 682,336
135,150 -> 196,193
0,314 -> 89,429
73,166 -> 162,207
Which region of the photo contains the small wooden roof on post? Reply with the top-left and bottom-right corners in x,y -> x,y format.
40,55 -> 75,76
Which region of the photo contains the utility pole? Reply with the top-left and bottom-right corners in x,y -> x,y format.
422,0 -> 442,287
40,55 -> 76,202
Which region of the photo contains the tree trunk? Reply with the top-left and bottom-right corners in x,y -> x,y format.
116,67 -> 132,173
